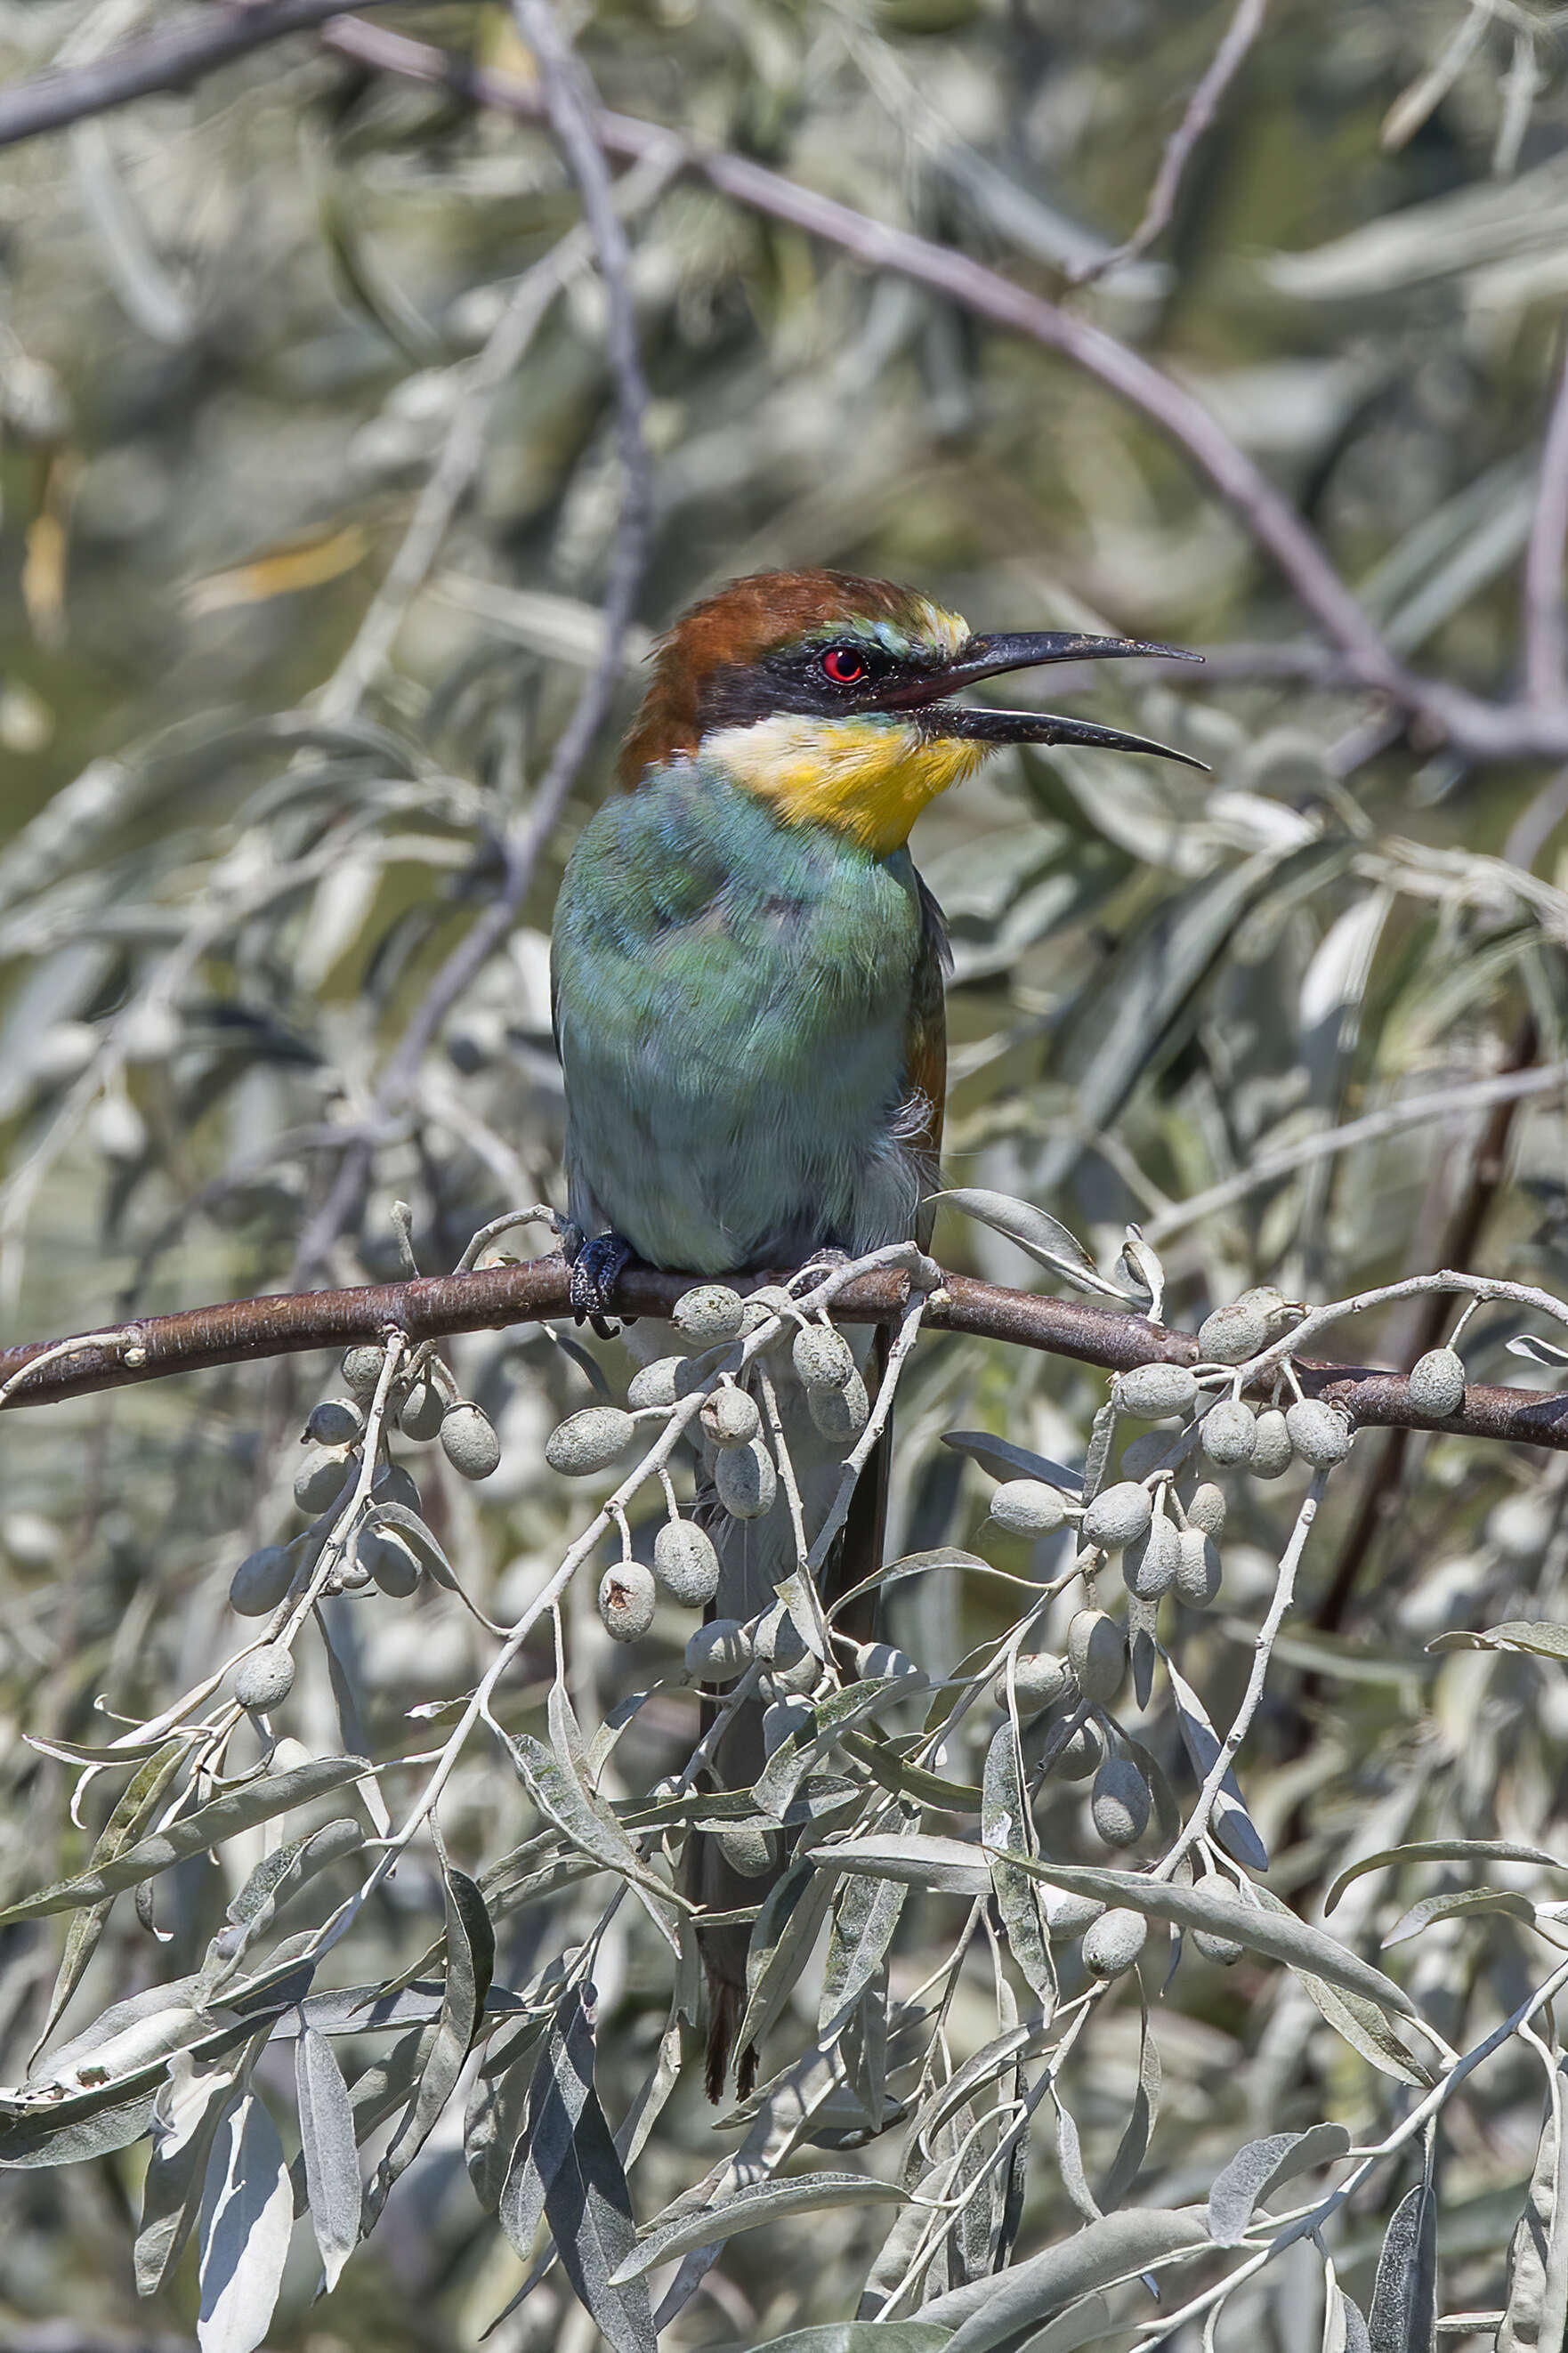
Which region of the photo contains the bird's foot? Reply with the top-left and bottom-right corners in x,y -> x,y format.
568,1230 -> 636,1338
790,1246 -> 853,1293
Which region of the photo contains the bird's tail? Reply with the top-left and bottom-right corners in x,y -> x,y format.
688,1324 -> 889,2101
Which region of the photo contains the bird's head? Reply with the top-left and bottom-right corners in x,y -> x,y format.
618,569 -> 1201,855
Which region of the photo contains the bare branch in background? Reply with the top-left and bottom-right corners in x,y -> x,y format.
1070,0 -> 1269,286
1524,330 -> 1568,709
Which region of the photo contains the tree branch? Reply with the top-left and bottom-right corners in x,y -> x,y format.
0,0 -> 409,147
1,1255 -> 1564,1451
1070,0 -> 1268,286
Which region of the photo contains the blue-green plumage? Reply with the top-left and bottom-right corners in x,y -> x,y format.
553,754 -> 940,1273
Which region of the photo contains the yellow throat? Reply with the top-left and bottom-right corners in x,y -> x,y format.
702,713 -> 989,856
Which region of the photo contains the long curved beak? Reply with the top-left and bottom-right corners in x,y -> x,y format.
868,630 -> 1207,771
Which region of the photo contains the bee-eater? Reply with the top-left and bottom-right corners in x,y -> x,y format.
550,570 -> 1196,2095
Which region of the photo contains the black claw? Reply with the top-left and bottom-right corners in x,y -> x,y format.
569,1231 -> 636,1337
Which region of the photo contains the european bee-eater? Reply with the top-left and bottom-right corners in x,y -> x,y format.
550,570 -> 1196,2095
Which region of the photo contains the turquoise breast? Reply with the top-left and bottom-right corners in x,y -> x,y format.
551,756 -> 927,1272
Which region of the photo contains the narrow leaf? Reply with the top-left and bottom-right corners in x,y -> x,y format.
610,2171 -> 906,2283
1382,1887 -> 1535,1947
941,1433 -> 1083,1492
1368,2180 -> 1437,2353
928,1188 -> 1133,1302
196,2092 -> 294,2353
295,2027 -> 360,2290
1328,1840 -> 1566,1911
1164,1655 -> 1267,1871
919,2205 -> 1209,2348
1208,2123 -> 1352,2245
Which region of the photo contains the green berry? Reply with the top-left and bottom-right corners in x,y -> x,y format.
1092,1758 -> 1151,1847
440,1403 -> 500,1479
684,1619 -> 752,1683
1052,1719 -> 1104,1781
990,1479 -> 1071,1536
341,1346 -> 386,1399
1192,1928 -> 1245,1966
1118,1362 -> 1199,1419
808,1368 -> 869,1445
1409,1347 -> 1465,1418
1249,1408 -> 1293,1479
1285,1399 -> 1354,1468
229,1545 -> 294,1617
305,1397 -> 363,1448
994,1651 -> 1070,1717
1045,1888 -> 1104,1939
1185,1483 -> 1226,1537
1176,1527 -> 1222,1608
1197,1302 -> 1269,1364
673,1284 -> 746,1344
294,1447 -> 355,1513
362,1529 -> 421,1596
791,1322 -> 856,1392
545,1405 -> 636,1477
1123,1515 -> 1178,1601
1069,1609 -> 1125,1705
700,1386 -> 760,1449
1200,1398 -> 1257,1467
372,1462 -> 420,1515
235,1645 -> 295,1711
1082,1907 -> 1148,1977
397,1378 -> 446,1441
599,1561 -> 656,1642
1081,1481 -> 1153,1553
653,1519 -> 720,1606
715,1437 -> 777,1521
627,1356 -> 683,1411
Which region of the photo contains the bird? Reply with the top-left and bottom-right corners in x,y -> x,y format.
550,569 -> 1198,2097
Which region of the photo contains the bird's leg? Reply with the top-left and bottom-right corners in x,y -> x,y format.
566,1228 -> 636,1338
788,1245 -> 853,1291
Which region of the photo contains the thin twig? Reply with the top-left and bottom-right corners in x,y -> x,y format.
1524,330 -> 1568,708
290,1 -> 655,1282
1071,0 -> 1269,285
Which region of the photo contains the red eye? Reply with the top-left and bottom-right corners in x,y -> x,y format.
820,646 -> 867,684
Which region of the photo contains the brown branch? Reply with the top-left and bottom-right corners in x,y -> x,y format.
2,1256 -> 1565,1451
1071,0 -> 1268,286
0,0 -> 411,146
1524,330 -> 1568,710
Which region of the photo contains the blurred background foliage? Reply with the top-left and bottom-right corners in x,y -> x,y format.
1,0 -> 1568,2345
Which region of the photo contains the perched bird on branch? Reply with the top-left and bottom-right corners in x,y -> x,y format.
550,569 -> 1197,2096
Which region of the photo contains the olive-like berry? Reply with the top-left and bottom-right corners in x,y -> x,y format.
1249,1408 -> 1293,1480
739,1285 -> 796,1346
362,1529 -> 421,1596
1081,1482 -> 1153,1554
684,1619 -> 752,1683
700,1386 -> 760,1450
1185,1483 -> 1226,1537
1123,1515 -> 1178,1601
990,1479 -> 1071,1536
627,1356 -> 683,1411
1118,1362 -> 1199,1420
653,1519 -> 720,1607
762,1695 -> 811,1757
1052,1719 -> 1104,1781
1045,1888 -> 1104,1940
1285,1399 -> 1354,1468
235,1645 -> 295,1711
599,1561 -> 657,1642
1176,1527 -> 1223,1608
764,1648 -> 820,1700
341,1346 -> 387,1399
305,1397 -> 363,1448
545,1405 -> 636,1477
1068,1609 -> 1125,1705
1409,1347 -> 1466,1419
791,1322 -> 856,1393
809,1369 -> 869,1444
1082,1907 -> 1149,1977
440,1403 -> 501,1480
1197,1301 -> 1270,1364
673,1284 -> 746,1345
1091,1757 -> 1152,1847
715,1823 -> 780,1878
994,1651 -> 1070,1717
1200,1398 -> 1257,1467
295,1446 -> 355,1513
1192,1928 -> 1245,1966
230,1544 -> 295,1617
397,1379 -> 447,1441
715,1437 -> 777,1521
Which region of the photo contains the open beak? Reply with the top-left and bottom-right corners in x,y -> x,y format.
869,630 -> 1207,771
